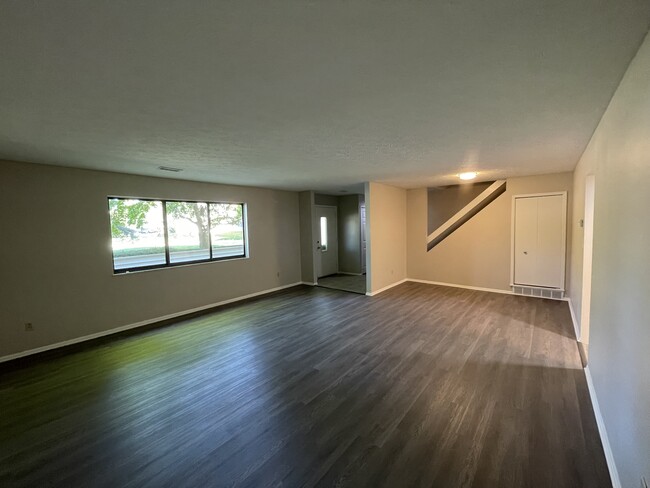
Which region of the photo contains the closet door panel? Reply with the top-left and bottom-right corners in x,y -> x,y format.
513,197 -> 538,286
535,195 -> 565,288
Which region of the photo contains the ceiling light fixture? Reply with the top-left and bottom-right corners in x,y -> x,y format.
459,171 -> 477,181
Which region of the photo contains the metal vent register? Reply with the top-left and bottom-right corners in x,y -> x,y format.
512,285 -> 564,300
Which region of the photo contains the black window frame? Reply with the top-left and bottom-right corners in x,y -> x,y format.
108,196 -> 248,274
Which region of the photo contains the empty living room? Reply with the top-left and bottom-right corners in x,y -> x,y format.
1,1 -> 649,487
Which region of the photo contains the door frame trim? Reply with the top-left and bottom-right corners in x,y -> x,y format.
510,191 -> 568,289
579,175 -> 595,345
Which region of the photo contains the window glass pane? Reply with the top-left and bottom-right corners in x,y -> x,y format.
209,203 -> 245,258
320,216 -> 328,251
166,201 -> 211,263
109,199 -> 166,271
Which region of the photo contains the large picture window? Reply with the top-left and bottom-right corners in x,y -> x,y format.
108,197 -> 246,273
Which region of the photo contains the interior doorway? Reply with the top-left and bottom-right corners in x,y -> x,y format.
579,175 -> 596,358
312,192 -> 366,295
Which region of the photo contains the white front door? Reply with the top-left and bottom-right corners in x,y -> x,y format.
315,205 -> 338,278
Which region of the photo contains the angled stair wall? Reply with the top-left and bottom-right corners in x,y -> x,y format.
427,180 -> 507,251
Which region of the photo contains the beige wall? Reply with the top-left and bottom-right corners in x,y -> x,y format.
298,191 -> 316,284
427,182 -> 492,234
367,182 -> 407,293
0,160 -> 302,358
407,173 -> 573,292
569,33 -> 650,488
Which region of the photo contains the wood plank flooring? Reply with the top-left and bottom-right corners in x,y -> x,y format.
0,282 -> 611,487
317,274 -> 367,294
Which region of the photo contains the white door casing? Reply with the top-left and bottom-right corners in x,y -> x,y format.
512,192 -> 567,289
580,175 -> 596,343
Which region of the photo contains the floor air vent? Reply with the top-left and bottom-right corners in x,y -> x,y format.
512,285 -> 564,300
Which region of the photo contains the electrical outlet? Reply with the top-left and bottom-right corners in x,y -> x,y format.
24,322 -> 34,332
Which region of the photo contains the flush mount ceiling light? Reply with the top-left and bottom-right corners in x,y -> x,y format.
459,171 -> 478,181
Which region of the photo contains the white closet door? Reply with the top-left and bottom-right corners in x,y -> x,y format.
513,194 -> 566,289
535,195 -> 565,288
514,197 -> 539,286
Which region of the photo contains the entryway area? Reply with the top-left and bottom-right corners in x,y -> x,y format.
317,273 -> 367,294
313,191 -> 366,295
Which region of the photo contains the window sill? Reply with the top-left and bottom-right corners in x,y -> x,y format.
112,255 -> 249,276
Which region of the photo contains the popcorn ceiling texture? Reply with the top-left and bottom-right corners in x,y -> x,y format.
1,0 -> 649,190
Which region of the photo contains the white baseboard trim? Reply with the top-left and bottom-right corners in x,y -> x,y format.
336,271 -> 364,276
584,366 -> 621,488
565,297 -> 581,342
301,281 -> 317,286
0,281 -> 304,364
366,278 -> 408,297
406,278 -> 514,296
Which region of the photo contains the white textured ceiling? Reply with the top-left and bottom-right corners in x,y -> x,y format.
1,1 -> 649,191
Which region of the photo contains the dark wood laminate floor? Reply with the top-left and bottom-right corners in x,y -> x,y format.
0,283 -> 611,488
317,274 -> 366,294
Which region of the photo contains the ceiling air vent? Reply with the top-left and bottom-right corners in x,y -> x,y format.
158,166 -> 183,172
